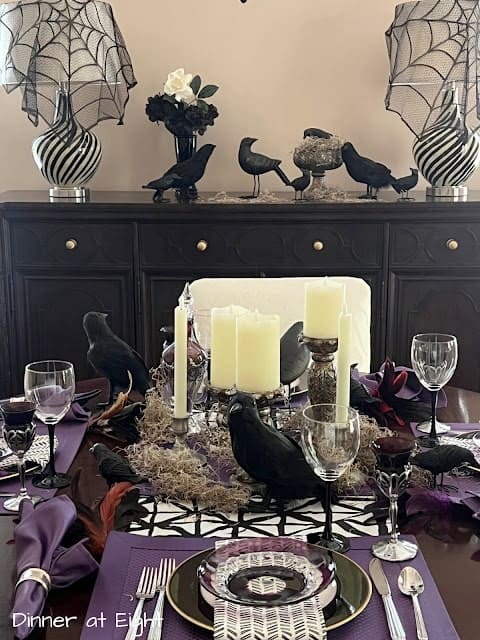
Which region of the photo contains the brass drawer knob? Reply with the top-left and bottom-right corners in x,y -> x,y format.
196,239 -> 208,252
446,238 -> 459,251
65,238 -> 78,250
313,240 -> 324,251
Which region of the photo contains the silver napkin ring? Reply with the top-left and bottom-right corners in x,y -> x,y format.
15,568 -> 51,593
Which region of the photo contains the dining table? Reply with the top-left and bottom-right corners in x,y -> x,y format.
0,382 -> 479,640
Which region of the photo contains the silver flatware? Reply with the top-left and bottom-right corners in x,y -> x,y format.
398,566 -> 428,640
147,558 -> 176,640
125,566 -> 158,640
369,558 -> 406,640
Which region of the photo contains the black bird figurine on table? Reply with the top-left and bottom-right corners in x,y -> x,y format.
412,444 -> 479,489
289,169 -> 311,200
391,168 -> 419,200
227,392 -> 327,510
303,127 -> 332,139
90,443 -> 145,487
238,137 -> 290,198
143,144 -> 215,203
83,311 -> 151,404
341,141 -> 396,199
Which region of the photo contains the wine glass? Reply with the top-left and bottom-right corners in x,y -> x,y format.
411,334 -> 458,447
0,401 -> 41,511
301,404 -> 360,552
24,360 -> 75,489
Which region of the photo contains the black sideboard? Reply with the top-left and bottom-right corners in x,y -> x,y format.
0,190 -> 479,396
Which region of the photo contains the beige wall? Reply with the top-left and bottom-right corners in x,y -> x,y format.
0,0 -> 467,194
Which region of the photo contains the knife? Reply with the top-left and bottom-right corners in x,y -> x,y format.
369,558 -> 406,640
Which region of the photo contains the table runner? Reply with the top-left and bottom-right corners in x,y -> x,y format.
81,532 -> 459,640
0,417 -> 89,516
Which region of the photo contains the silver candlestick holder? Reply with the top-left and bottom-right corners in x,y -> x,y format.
302,335 -> 338,405
171,415 -> 206,464
372,464 -> 418,562
206,385 -> 235,427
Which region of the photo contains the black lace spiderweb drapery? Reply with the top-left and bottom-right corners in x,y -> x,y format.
385,0 -> 480,137
0,0 -> 137,129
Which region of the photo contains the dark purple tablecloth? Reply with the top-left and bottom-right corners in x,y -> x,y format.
0,416 -> 89,515
81,532 -> 459,640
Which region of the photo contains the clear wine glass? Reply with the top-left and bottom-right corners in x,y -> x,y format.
301,404 -> 360,553
411,334 -> 458,447
24,360 -> 75,489
0,401 -> 41,511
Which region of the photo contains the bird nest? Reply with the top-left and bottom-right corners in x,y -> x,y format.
293,136 -> 344,171
126,391 -> 392,511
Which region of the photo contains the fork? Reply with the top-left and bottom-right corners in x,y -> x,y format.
125,566 -> 158,640
147,558 -> 176,640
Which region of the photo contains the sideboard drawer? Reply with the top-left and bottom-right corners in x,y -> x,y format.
10,222 -> 133,268
390,223 -> 480,267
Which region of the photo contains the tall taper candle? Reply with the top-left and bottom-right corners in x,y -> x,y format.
174,306 -> 188,418
336,303 -> 352,411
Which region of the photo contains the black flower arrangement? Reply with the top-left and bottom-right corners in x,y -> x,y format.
146,68 -> 219,136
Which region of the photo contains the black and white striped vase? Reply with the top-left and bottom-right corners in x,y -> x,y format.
413,87 -> 480,198
32,90 -> 102,200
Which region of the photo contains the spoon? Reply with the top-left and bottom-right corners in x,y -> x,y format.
398,566 -> 428,640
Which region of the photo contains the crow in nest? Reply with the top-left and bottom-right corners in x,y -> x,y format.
143,144 -> 215,202
83,311 -> 151,404
303,127 -> 332,139
341,142 -> 396,199
391,168 -> 419,200
289,169 -> 311,200
412,444 -> 479,489
238,137 -> 290,197
227,392 -> 328,510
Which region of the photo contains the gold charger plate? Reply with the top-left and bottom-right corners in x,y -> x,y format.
166,547 -> 372,632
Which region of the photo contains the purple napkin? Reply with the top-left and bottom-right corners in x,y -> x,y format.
12,495 -> 98,639
358,364 -> 447,408
64,402 -> 90,422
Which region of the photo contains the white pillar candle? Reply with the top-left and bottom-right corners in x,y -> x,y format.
210,305 -> 248,389
304,278 -> 345,339
173,306 -> 188,418
236,311 -> 280,393
335,304 -> 353,413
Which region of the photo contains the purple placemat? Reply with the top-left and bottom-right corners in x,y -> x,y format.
81,532 -> 459,640
0,415 -> 89,515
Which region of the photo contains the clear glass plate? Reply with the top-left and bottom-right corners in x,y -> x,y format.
198,537 -> 335,607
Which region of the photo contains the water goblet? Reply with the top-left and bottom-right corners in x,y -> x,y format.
411,333 -> 458,447
371,435 -> 418,561
24,360 -> 75,489
0,401 -> 41,511
301,404 -> 360,553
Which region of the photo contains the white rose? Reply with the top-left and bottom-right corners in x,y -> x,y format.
163,68 -> 194,103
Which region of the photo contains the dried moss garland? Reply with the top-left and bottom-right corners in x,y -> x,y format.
126,394 -> 251,511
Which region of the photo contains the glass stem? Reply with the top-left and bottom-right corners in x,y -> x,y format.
322,481 -> 333,542
17,452 -> 28,498
430,389 -> 439,440
47,423 -> 56,475
389,473 -> 398,544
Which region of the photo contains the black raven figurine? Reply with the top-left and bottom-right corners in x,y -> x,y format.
413,444 -> 479,489
90,443 -> 144,487
280,321 -> 310,386
83,311 -> 151,404
238,137 -> 290,197
391,168 -> 418,200
341,142 -> 396,199
228,392 -> 327,508
143,144 -> 215,203
289,169 -> 311,200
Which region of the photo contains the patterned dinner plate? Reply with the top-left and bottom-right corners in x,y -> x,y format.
166,546 -> 372,632
0,460 -> 41,481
